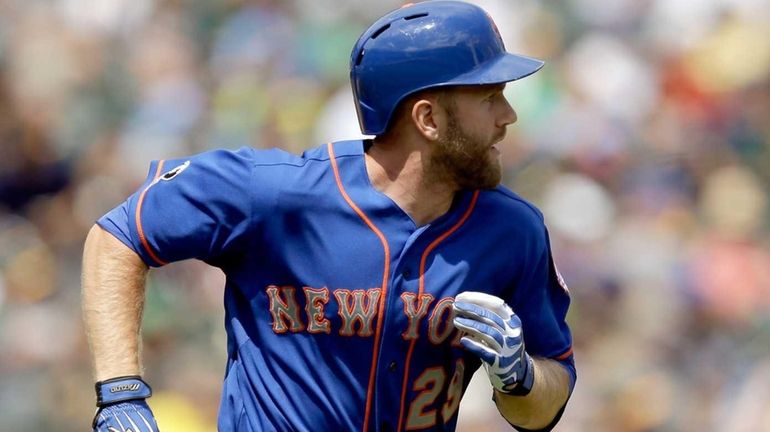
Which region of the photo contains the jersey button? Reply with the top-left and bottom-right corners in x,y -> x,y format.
388,361 -> 397,372
402,269 -> 411,278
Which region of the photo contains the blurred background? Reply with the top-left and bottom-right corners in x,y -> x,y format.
0,0 -> 769,430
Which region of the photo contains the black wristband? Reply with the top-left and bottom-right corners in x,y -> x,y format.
95,375 -> 152,407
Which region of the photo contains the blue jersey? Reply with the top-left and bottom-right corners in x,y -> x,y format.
98,140 -> 575,432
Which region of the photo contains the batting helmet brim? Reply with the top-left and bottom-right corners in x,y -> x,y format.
447,52 -> 545,87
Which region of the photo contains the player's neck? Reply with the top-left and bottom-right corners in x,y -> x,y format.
365,140 -> 456,227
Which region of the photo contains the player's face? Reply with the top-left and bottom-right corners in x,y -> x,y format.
428,84 -> 516,190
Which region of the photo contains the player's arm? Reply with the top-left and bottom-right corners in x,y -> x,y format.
82,149 -> 257,430
82,224 -> 148,380
492,357 -> 571,430
82,224 -> 159,431
453,291 -> 574,431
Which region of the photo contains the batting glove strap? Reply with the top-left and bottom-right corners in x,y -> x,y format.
95,376 -> 152,407
504,353 -> 535,396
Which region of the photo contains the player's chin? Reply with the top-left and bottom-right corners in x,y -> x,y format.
487,171 -> 503,189
488,159 -> 503,186
475,165 -> 502,189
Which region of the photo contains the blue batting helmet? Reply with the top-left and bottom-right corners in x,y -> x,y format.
350,1 -> 545,135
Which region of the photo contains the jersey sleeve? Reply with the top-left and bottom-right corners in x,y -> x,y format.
510,225 -> 576,386
97,147 -> 255,267
504,225 -> 575,432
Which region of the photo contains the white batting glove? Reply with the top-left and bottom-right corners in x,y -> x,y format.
452,291 -> 535,396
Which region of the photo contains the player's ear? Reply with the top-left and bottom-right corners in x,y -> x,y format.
410,98 -> 441,141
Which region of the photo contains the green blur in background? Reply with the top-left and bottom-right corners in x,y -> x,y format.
0,0 -> 769,431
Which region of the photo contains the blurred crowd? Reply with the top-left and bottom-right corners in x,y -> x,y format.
0,0 -> 769,431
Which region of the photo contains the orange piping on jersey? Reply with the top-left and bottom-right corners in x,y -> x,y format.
135,160 -> 169,266
397,190 -> 479,432
327,142 -> 391,432
555,347 -> 573,361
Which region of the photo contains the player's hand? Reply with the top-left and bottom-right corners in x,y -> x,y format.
452,291 -> 534,396
92,376 -> 159,432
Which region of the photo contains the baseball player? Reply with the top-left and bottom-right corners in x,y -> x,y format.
82,2 -> 575,431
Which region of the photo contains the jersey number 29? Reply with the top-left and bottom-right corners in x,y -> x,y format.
406,359 -> 466,430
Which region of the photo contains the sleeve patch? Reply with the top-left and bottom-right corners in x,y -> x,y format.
160,160 -> 190,181
552,261 -> 570,294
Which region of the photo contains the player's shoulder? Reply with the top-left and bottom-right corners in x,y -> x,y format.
181,140 -> 359,168
474,185 -> 548,244
174,142 -> 334,174
248,144 -> 327,167
242,141 -> 361,167
195,145 -> 305,167
189,146 -> 257,166
145,147 -> 254,184
478,185 -> 545,226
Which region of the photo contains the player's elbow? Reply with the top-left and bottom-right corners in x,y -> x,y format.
82,225 -> 149,291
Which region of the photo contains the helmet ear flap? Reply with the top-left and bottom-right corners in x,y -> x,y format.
349,1 -> 544,136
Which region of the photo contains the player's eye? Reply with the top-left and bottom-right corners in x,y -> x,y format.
486,91 -> 502,102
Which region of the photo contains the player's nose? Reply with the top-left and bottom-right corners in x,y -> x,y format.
497,99 -> 517,128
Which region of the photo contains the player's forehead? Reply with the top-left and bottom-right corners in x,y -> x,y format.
451,83 -> 506,96
436,84 -> 506,104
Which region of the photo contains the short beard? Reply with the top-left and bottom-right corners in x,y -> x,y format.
427,109 -> 502,190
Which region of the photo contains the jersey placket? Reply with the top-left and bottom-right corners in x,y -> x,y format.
372,191 -> 480,432
371,225 -> 430,432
